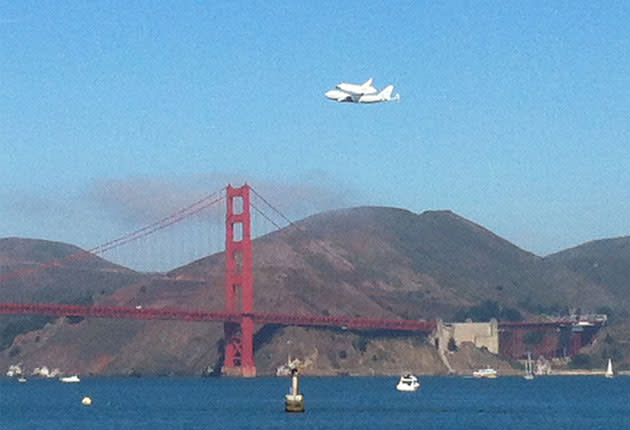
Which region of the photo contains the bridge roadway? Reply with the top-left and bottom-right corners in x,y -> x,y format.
0,302 -> 438,332
0,302 -> 602,332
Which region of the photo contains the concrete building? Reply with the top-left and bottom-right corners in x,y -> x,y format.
433,319 -> 499,355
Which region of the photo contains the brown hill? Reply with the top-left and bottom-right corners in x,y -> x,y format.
235,207 -> 612,319
546,236 -> 630,311
0,238 -> 145,348
546,237 -> 630,369
0,207 -> 618,376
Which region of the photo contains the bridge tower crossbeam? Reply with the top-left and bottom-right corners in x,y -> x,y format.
222,184 -> 256,377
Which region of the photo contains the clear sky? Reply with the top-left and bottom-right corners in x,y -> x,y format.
2,1 -> 629,264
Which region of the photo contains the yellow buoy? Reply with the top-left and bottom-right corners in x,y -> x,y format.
81,396 -> 92,406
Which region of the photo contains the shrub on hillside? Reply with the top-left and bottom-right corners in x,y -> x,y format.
454,300 -> 523,322
569,353 -> 593,369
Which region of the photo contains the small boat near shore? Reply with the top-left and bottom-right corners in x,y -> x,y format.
396,374 -> 420,391
59,375 -> 80,383
473,368 -> 497,378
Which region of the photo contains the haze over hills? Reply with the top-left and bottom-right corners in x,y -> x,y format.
0,207 -> 626,376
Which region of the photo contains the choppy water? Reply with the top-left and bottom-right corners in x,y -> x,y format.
1,376 -> 629,429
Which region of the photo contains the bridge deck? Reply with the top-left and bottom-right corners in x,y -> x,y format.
0,302 -> 604,333
0,302 -> 437,332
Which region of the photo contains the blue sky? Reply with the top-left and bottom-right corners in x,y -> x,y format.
2,1 -> 629,267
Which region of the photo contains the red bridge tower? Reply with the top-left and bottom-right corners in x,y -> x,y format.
222,184 -> 256,377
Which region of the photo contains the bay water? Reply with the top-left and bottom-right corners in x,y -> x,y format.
1,376 -> 628,429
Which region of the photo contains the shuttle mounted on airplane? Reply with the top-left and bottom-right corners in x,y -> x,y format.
325,78 -> 400,104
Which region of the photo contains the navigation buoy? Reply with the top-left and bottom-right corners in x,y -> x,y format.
81,396 -> 92,406
284,368 -> 304,413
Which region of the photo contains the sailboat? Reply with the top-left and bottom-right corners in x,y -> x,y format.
605,358 -> 614,379
524,352 -> 534,380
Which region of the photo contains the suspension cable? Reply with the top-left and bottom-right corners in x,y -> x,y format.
0,187 -> 226,283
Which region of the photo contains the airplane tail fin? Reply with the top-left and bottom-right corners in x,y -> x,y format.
379,85 -> 395,100
362,78 -> 374,87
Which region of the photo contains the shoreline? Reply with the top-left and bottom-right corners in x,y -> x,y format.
3,371 -> 627,379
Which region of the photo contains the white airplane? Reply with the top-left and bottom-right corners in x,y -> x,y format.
325,78 -> 400,104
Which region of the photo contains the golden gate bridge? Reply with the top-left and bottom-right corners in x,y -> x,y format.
0,184 -> 437,377
0,184 -> 604,376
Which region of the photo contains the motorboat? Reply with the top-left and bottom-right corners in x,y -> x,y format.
396,374 -> 420,391
59,375 -> 80,383
473,368 -> 497,378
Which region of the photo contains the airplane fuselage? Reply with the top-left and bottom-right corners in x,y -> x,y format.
325,89 -> 355,102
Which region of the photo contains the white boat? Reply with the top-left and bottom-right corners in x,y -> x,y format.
59,375 -> 80,383
473,368 -> 497,378
524,352 -> 534,380
396,374 -> 420,391
17,376 -> 27,383
605,358 -> 614,379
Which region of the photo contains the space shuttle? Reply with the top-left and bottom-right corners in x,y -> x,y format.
336,78 -> 378,96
